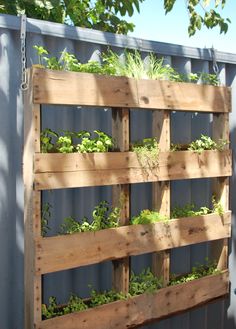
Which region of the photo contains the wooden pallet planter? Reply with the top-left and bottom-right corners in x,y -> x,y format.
37,271 -> 229,329
34,150 -> 232,189
32,68 -> 231,112
24,66 -> 232,329
35,211 -> 231,274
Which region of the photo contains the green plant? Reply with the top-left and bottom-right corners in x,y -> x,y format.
60,201 -> 120,234
40,128 -> 114,153
131,209 -> 168,225
41,203 -> 52,237
63,295 -> 88,314
171,204 -> 211,219
90,289 -> 127,308
42,261 -> 220,319
42,296 -> 62,319
212,196 -> 224,215
188,134 -> 228,153
171,196 -> 224,218
40,128 -> 58,153
132,138 -> 159,169
169,260 -> 219,286
129,268 -> 163,296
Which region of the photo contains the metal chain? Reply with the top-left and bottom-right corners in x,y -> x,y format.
211,46 -> 220,78
20,14 -> 28,91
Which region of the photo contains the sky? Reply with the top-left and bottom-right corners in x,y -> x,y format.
125,0 -> 236,54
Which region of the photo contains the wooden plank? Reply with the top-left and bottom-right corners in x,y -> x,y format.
211,113 -> 230,270
23,69 -> 42,329
34,150 -> 232,190
111,108 -> 130,293
36,271 -> 229,329
35,212 -> 231,274
152,110 -> 170,286
31,68 -> 231,113
32,68 -> 138,108
137,79 -> 231,112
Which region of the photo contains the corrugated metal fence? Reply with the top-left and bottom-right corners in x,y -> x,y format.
0,13 -> 235,329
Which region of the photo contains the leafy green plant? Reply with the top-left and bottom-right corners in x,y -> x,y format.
60,201 -> 120,235
40,128 -> 114,153
171,197 -> 224,218
171,204 -> 211,219
41,203 -> 52,237
40,128 -> 58,153
63,295 -> 88,314
90,289 -> 127,308
129,268 -> 163,296
42,296 -> 62,319
132,138 -> 159,169
188,134 -> 228,153
34,46 -> 219,86
131,209 -> 168,225
169,261 -> 219,286
42,261 -> 220,319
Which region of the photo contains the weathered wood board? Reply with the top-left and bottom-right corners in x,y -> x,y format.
32,68 -> 231,113
34,150 -> 232,190
35,212 -> 231,274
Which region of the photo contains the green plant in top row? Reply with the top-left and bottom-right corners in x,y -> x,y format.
42,262 -> 219,320
40,129 -> 114,153
171,134 -> 229,153
33,45 -> 219,86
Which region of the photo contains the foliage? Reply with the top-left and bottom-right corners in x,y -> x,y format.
90,289 -> 127,308
131,209 -> 168,225
188,134 -> 228,153
129,268 -> 163,295
1,0 -> 145,35
34,46 -> 219,86
42,262 -> 220,319
132,138 -> 160,169
171,196 -> 224,218
169,260 -> 219,285
41,202 -> 52,237
40,128 -> 58,153
40,128 -> 114,153
60,201 -> 120,234
62,295 -> 88,314
164,0 -> 231,36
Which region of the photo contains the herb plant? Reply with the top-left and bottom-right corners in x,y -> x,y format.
188,135 -> 228,153
131,209 -> 168,225
60,201 -> 120,235
171,135 -> 228,153
129,268 -> 163,295
40,128 -> 114,153
42,262 -> 219,320
34,46 -> 219,86
171,197 -> 224,218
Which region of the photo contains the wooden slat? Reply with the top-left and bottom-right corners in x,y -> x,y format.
35,212 -> 231,274
152,110 -> 170,286
32,68 -> 138,108
24,69 -> 42,329
31,68 -> 231,113
111,108 -> 130,293
211,113 -> 230,270
34,150 -> 232,190
137,79 -> 231,112
36,271 -> 229,329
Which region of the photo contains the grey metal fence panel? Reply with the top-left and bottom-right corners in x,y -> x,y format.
0,13 -> 235,329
